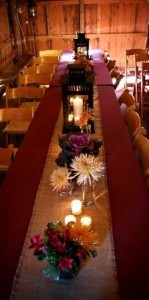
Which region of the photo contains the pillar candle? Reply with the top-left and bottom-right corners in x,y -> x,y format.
73,96 -> 83,124
71,199 -> 82,215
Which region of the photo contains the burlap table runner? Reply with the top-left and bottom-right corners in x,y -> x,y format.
11,85 -> 119,300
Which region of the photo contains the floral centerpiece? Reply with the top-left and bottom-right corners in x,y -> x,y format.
55,133 -> 103,167
29,221 -> 99,280
70,153 -> 105,206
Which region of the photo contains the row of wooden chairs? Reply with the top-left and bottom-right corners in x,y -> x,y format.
5,49 -> 63,109
121,100 -> 149,191
125,49 -> 149,119
0,49 -> 62,179
103,52 -> 124,90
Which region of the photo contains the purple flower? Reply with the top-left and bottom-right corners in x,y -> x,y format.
69,134 -> 91,150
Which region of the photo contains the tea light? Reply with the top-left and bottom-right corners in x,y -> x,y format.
65,215 -> 76,225
71,199 -> 82,215
81,215 -> 92,227
68,113 -> 74,122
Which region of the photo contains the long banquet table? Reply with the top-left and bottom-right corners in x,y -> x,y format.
0,50 -> 149,300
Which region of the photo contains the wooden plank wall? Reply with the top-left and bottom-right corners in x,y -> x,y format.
19,0 -> 149,67
0,0 -> 149,73
0,1 -> 12,74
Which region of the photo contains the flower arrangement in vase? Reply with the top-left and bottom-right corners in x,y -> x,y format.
70,153 -> 105,206
49,166 -> 73,196
29,221 -> 99,281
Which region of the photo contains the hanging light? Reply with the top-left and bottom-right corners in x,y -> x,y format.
28,0 -> 37,18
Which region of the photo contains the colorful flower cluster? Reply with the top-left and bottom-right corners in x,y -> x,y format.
29,221 -> 99,280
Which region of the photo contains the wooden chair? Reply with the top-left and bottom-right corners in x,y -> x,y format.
106,59 -> 116,72
110,66 -> 124,89
39,49 -> 62,58
118,88 -> 137,111
19,73 -> 52,88
0,107 -> 34,146
0,144 -> 14,173
133,133 -> 149,191
134,52 -> 149,104
32,56 -> 59,66
0,107 -> 34,122
23,64 -> 55,75
123,107 -> 146,140
125,49 -> 147,97
5,86 -> 45,108
139,61 -> 149,120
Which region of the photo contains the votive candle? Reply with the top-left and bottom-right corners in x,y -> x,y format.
71,199 -> 82,215
68,113 -> 74,122
81,215 -> 92,227
65,215 -> 76,225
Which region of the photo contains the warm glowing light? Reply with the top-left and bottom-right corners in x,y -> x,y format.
65,215 -> 76,225
81,215 -> 92,227
71,199 -> 82,215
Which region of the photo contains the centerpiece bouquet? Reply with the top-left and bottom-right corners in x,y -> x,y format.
29,221 -> 99,280
70,153 -> 105,206
55,133 -> 103,167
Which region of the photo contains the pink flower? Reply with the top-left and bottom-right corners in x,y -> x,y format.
75,248 -> 88,261
58,256 -> 74,270
29,235 -> 43,251
29,235 -> 43,247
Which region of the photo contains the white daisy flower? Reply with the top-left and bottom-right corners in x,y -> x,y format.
50,167 -> 72,191
70,153 -> 104,185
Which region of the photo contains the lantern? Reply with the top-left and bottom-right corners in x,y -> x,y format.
61,64 -> 94,133
74,33 -> 89,58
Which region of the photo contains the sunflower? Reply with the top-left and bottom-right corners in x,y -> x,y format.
69,223 -> 99,251
50,167 -> 72,191
70,153 -> 104,185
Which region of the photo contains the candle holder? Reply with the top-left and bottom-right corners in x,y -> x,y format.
61,68 -> 94,133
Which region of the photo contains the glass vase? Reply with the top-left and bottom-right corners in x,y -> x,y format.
59,182 -> 73,197
59,269 -> 74,280
82,180 -> 96,207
